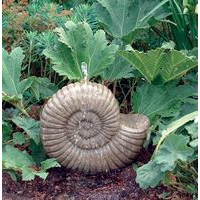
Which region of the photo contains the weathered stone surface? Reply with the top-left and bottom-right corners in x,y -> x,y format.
40,81 -> 150,173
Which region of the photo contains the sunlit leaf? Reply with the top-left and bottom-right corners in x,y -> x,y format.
133,82 -> 197,121
136,160 -> 164,189
12,117 -> 40,144
12,132 -> 26,145
2,47 -> 33,103
26,76 -> 58,100
119,48 -> 197,83
44,21 -> 118,80
2,145 -> 34,170
102,56 -> 133,81
41,158 -> 61,171
94,0 -> 170,41
155,134 -> 194,171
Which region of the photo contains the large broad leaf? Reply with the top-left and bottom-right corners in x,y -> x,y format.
2,145 -> 34,170
161,50 -> 198,82
2,145 -> 60,181
12,117 -> 40,144
185,122 -> 198,139
2,48 -> 32,98
21,158 -> 60,181
120,48 -> 165,82
26,77 -> 58,101
41,158 -> 61,171
94,0 -> 170,41
133,82 -> 197,121
102,56 -> 134,81
119,48 -> 198,83
155,134 -> 194,171
2,121 -> 13,143
2,47 -> 24,97
136,160 -> 164,189
44,21 -> 118,80
2,48 -> 33,105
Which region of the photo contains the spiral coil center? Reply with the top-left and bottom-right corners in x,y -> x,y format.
66,111 -> 107,149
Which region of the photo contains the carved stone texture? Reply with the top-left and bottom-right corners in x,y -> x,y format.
40,81 -> 150,173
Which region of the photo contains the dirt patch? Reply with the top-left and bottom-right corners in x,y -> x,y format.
2,149 -> 192,200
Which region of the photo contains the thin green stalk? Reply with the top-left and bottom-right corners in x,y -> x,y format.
28,45 -> 32,76
40,57 -> 43,77
49,62 -> 52,81
53,71 -> 57,84
43,59 -> 48,77
178,161 -> 198,177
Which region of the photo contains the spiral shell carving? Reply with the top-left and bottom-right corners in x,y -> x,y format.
40,81 -> 150,173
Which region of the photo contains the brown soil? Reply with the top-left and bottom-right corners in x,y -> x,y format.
2,149 -> 192,200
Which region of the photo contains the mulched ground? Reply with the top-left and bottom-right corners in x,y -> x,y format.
2,149 -> 192,200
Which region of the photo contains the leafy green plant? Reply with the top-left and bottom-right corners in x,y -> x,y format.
2,47 -> 60,181
166,0 -> 198,50
2,0 -> 198,194
2,47 -> 32,116
94,0 -> 170,43
136,111 -> 198,197
2,47 -> 58,114
70,4 -> 99,32
44,21 -> 118,79
119,46 -> 198,83
133,80 -> 197,121
3,145 -> 60,181
22,31 -> 39,76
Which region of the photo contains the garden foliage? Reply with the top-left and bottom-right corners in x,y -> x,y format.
2,0 -> 198,197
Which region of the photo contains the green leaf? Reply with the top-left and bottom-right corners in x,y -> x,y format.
185,122 -> 198,139
19,78 -> 33,95
21,166 -> 36,181
189,139 -> 198,148
102,56 -> 134,81
2,121 -> 13,143
41,158 -> 61,171
12,117 -> 40,144
2,145 -> 34,170
36,171 -> 49,180
44,21 -> 118,80
26,76 -> 58,101
133,82 -> 196,120
161,41 -> 175,49
21,165 -> 49,181
94,0 -> 170,40
119,48 -> 197,83
2,145 -> 57,181
2,95 -> 21,105
2,47 -> 32,103
2,47 -> 24,97
12,132 -> 26,145
153,110 -> 198,156
136,160 -> 164,189
29,141 -> 46,165
71,4 -> 99,32
119,48 -> 165,82
161,50 -> 198,82
155,134 -> 194,171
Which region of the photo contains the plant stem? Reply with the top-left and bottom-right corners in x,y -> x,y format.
43,59 -> 48,77
28,45 -> 32,76
113,80 -> 117,96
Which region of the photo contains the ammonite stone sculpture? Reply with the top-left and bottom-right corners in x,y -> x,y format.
40,81 -> 150,173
